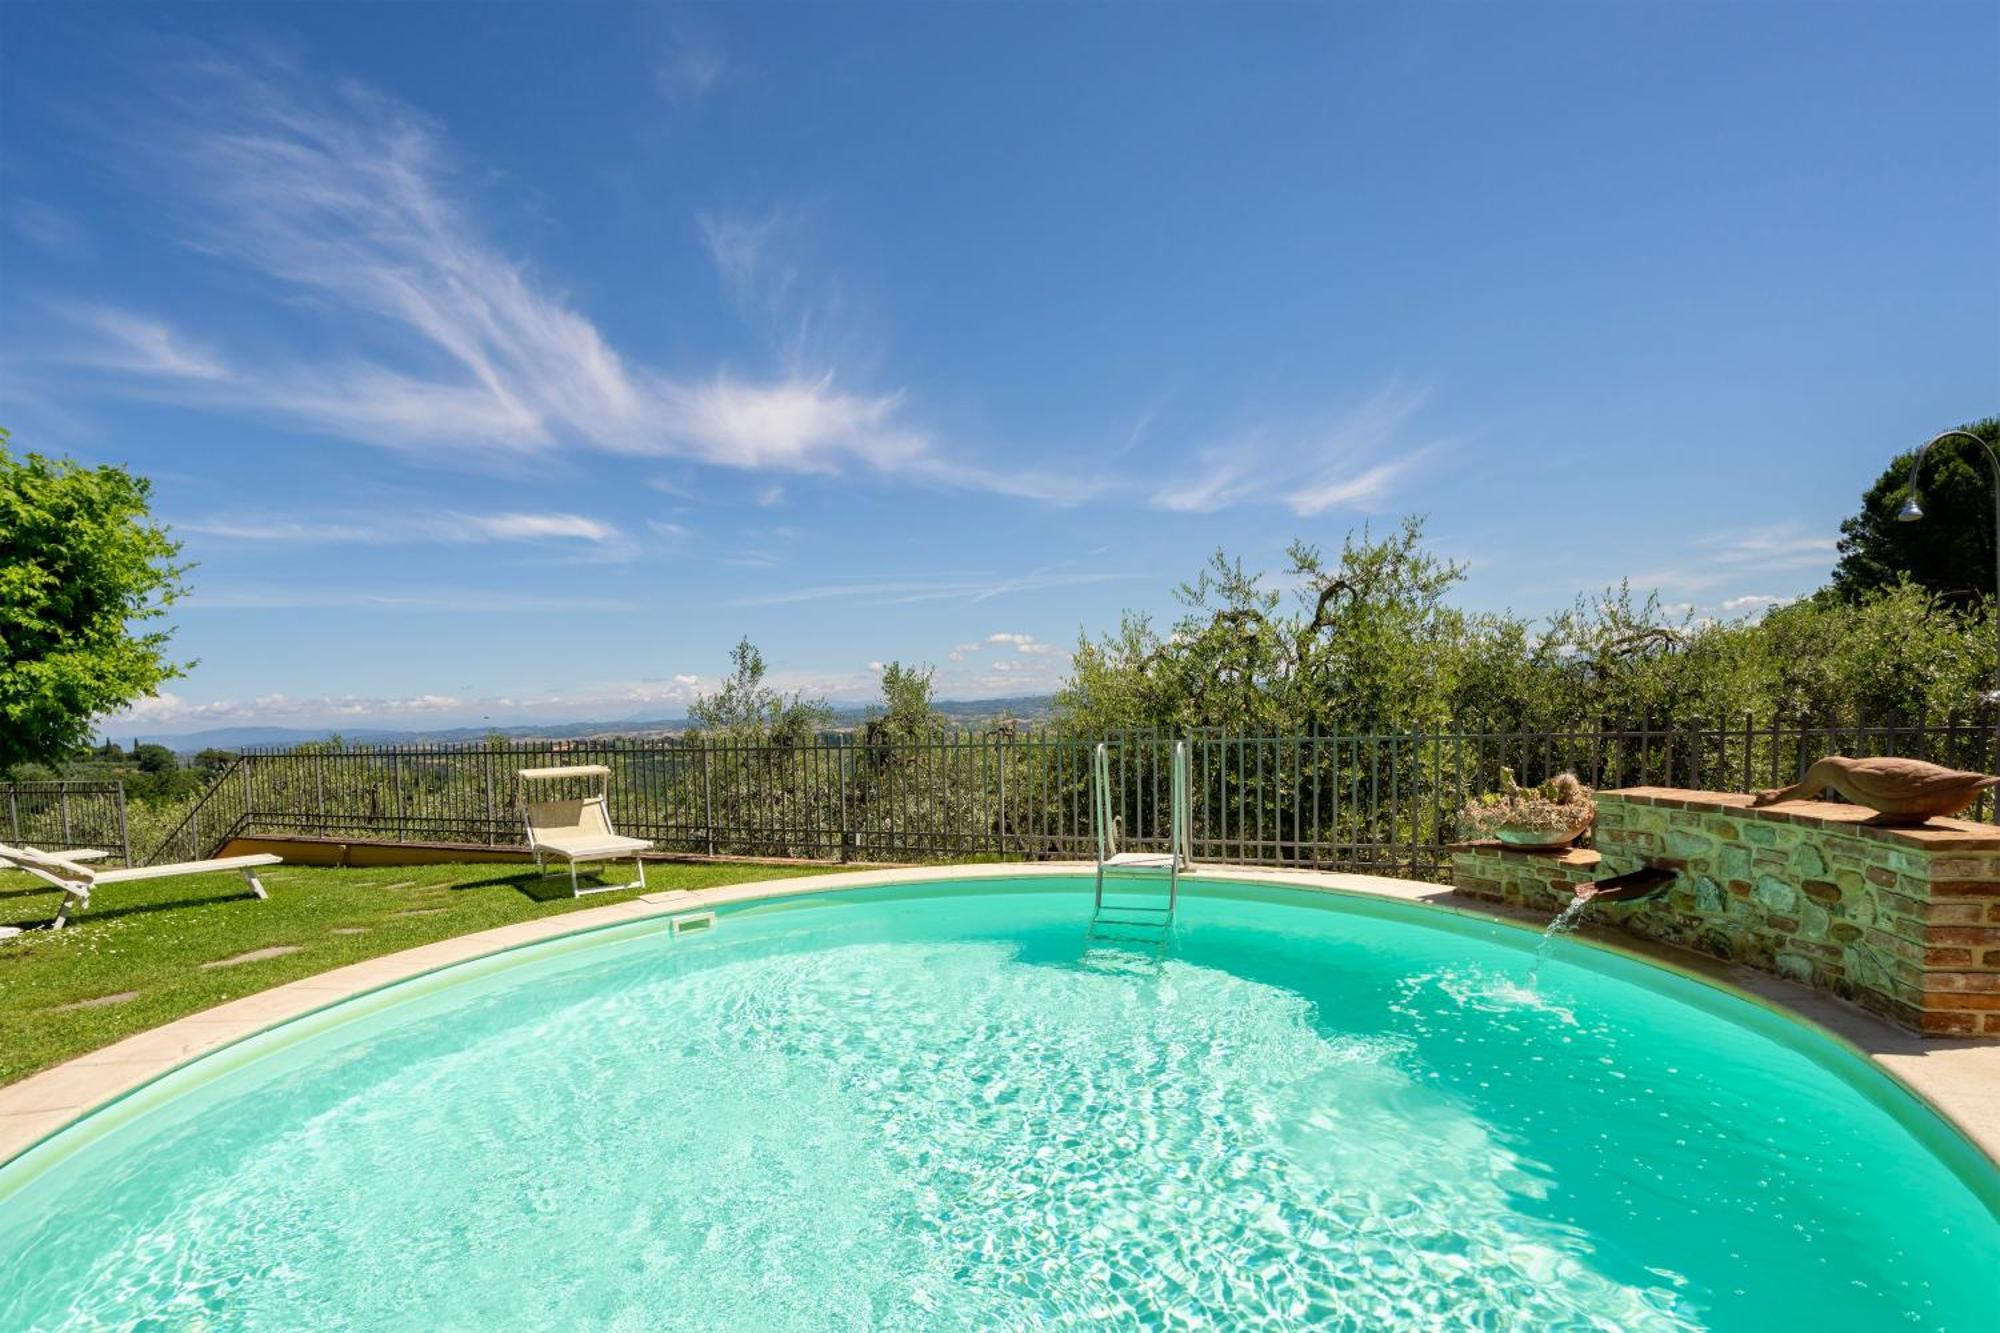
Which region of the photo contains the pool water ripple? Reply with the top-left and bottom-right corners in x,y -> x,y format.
1,881 -> 1993,1330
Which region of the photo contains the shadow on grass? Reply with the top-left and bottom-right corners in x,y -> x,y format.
448,869 -> 627,904
0,889 -> 264,935
0,884 -> 68,903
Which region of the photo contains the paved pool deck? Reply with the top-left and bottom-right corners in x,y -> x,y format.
3,862 -> 1996,1167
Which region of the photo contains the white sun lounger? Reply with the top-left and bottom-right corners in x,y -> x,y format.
518,765 -> 652,896
0,842 -> 281,930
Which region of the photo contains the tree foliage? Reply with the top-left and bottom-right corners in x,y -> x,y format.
864,661 -> 946,745
1833,417 -> 1999,606
1,433 -> 190,774
687,637 -> 833,743
1056,516 -> 1996,738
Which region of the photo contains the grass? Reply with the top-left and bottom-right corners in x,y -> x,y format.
0,857 -> 831,1086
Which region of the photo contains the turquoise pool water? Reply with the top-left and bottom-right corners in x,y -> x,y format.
2,877 -> 1995,1329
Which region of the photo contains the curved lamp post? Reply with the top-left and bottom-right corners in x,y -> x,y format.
1898,429 -> 2000,705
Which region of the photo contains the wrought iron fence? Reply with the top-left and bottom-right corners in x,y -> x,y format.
139,713 -> 2000,879
0,782 -> 131,864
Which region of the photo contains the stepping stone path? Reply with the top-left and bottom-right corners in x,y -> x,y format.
200,945 -> 303,970
51,991 -> 138,1012
329,927 -> 370,935
391,907 -> 450,918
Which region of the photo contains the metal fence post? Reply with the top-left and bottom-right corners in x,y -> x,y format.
7,785 -> 19,844
59,786 -> 72,848
836,741 -> 850,862
995,737 -> 1007,857
116,786 -> 131,865
701,743 -> 716,857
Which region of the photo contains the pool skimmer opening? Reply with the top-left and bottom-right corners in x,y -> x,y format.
668,911 -> 717,937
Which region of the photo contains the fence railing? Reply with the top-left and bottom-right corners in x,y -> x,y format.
0,782 -> 131,864
137,713 -> 2000,880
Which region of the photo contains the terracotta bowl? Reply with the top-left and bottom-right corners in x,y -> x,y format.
1492,822 -> 1590,850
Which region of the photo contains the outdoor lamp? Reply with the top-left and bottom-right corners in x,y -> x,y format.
1898,429 -> 2000,704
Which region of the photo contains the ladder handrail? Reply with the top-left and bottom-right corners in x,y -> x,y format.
1092,742 -> 1116,861
1090,739 -> 1192,931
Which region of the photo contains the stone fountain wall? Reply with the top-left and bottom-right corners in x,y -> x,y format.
1451,788 -> 2000,1038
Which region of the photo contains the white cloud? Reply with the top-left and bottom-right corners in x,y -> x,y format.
655,41 -> 725,105
1720,594 -> 1788,614
58,55 -> 1073,501
63,306 -> 232,381
987,632 -> 1057,655
1150,385 -> 1438,515
734,569 -> 1138,607
14,199 -> 90,258
179,510 -> 625,547
183,586 -> 639,613
1630,522 -> 1837,596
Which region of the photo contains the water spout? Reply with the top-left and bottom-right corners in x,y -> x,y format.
1527,892 -> 1593,985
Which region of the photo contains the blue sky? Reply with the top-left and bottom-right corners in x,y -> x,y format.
3,2 -> 1995,735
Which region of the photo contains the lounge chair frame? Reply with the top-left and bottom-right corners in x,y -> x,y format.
517,765 -> 652,897
0,842 -> 280,930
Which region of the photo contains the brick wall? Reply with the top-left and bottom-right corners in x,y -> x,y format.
1451,788 -> 2000,1038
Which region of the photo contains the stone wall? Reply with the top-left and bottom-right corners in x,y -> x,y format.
1452,788 -> 2000,1038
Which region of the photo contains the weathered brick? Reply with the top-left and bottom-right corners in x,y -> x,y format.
1932,881 -> 2000,898
1925,902 -> 1988,926
1935,992 -> 2000,1010
1924,972 -> 2000,993
1925,947 -> 1977,967
1920,1011 -> 1979,1036
1865,865 -> 1898,887
1927,926 -> 2000,947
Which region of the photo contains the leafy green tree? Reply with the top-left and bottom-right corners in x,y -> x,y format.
191,746 -> 237,777
865,662 -> 945,745
1056,513 -> 1997,739
132,742 -> 178,774
1,432 -> 190,774
1833,418 -> 1999,606
688,637 -> 832,743
1058,518 -> 1482,735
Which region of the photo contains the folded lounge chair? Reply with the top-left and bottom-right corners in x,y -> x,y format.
518,765 -> 652,896
0,842 -> 281,930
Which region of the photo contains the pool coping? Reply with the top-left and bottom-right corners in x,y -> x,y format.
3,861 -> 1997,1168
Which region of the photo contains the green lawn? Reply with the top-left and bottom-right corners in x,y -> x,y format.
0,857 -> 830,1086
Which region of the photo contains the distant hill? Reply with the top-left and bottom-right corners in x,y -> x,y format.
126,696 -> 1058,752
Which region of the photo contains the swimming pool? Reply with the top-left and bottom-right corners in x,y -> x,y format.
2,875 -> 1995,1329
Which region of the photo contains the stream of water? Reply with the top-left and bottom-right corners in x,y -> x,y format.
1527,893 -> 1592,985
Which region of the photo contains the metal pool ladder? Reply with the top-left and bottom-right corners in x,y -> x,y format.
1087,740 -> 1193,952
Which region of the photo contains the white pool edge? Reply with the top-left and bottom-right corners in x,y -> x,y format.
4,861 -> 1997,1169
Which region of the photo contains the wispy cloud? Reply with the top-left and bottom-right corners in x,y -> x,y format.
1149,385 -> 1439,515
178,510 -> 626,548
1631,521 -> 1837,595
13,199 -> 90,258
184,586 -> 639,613
63,305 -> 232,381
655,38 -> 726,105
55,53 -> 1077,501
732,569 -> 1138,607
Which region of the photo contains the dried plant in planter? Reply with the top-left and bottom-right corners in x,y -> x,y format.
1460,769 -> 1596,849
